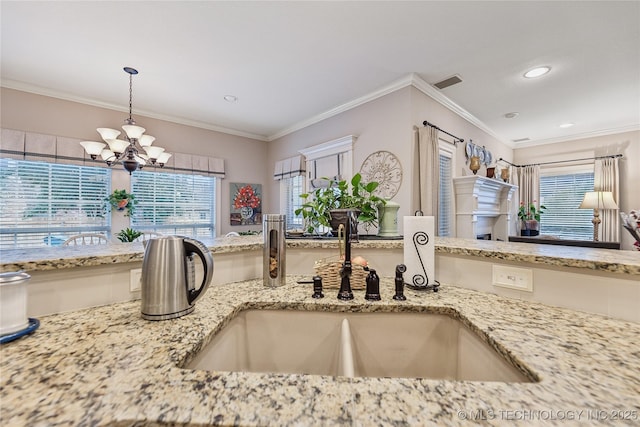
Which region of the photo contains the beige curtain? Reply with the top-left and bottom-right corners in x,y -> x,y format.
517,164 -> 540,213
412,126 -> 439,227
595,157 -> 620,241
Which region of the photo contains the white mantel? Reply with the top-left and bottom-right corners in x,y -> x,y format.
453,175 -> 518,241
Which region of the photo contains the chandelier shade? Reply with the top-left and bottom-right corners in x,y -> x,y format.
80,67 -> 170,174
79,141 -> 106,159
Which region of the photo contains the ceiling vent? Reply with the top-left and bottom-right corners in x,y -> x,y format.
433,75 -> 463,90
512,138 -> 530,143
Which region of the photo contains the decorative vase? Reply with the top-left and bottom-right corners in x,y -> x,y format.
328,209 -> 360,233
501,168 -> 510,183
486,167 -> 495,178
240,206 -> 254,221
469,156 -> 481,175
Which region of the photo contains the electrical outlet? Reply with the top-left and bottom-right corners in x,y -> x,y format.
492,265 -> 533,292
130,268 -> 142,292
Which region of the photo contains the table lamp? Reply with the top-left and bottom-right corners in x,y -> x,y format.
579,191 -> 619,241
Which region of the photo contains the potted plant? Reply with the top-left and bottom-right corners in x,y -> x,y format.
518,201 -> 546,236
116,227 -> 143,242
106,189 -> 138,217
295,173 -> 386,235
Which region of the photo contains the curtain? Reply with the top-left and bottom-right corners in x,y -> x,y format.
595,157 -> 620,241
412,126 -> 439,227
517,164 -> 540,215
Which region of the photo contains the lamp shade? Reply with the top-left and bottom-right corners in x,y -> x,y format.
156,152 -> 172,165
80,141 -> 106,156
122,125 -> 145,140
138,135 -> 156,147
579,191 -> 619,210
105,139 -> 130,155
143,145 -> 165,160
96,128 -> 121,141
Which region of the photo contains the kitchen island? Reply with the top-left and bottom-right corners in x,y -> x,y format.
1,277 -> 639,426
1,236 -> 639,322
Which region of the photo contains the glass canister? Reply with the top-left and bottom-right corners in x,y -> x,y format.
263,214 -> 286,287
0,271 -> 31,336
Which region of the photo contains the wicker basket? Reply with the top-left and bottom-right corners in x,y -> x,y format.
314,256 -> 368,289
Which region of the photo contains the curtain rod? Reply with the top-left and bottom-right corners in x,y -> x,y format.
422,120 -> 464,144
498,153 -> 623,168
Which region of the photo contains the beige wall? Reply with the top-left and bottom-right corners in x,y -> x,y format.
267,86 -> 414,226
514,130 -> 640,250
268,85 -> 515,234
0,87 -> 268,236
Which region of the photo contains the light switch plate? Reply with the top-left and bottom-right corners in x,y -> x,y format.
130,268 -> 142,292
492,265 -> 533,292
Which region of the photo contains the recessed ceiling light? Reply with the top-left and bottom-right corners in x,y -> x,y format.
224,95 -> 238,102
504,112 -> 520,119
524,66 -> 551,78
559,122 -> 574,128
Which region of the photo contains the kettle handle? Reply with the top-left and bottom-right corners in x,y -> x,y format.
183,238 -> 214,305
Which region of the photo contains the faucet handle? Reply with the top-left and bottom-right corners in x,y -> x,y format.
393,264 -> 407,301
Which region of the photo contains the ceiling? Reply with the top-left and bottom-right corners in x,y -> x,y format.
2,1 -> 639,146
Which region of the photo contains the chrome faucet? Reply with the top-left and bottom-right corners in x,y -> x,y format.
337,210 -> 358,300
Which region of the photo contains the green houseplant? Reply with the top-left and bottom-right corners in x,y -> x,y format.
106,189 -> 138,217
116,227 -> 143,242
518,201 -> 546,236
295,173 -> 386,235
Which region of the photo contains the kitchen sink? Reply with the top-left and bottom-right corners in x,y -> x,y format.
186,309 -> 534,382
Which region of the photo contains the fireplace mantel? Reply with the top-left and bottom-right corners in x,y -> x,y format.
453,175 -> 518,241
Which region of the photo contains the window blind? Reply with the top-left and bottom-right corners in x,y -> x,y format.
131,170 -> 216,238
0,158 -> 111,248
438,153 -> 453,236
282,175 -> 304,229
540,171 -> 594,240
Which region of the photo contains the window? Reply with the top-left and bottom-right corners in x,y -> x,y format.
131,170 -> 216,238
438,144 -> 455,236
280,175 -> 305,230
539,167 -> 594,240
0,158 -> 111,248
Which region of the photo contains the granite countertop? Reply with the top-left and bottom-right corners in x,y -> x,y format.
1,278 -> 639,426
2,235 -> 639,276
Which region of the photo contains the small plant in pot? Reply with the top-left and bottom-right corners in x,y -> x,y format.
116,227 -> 143,243
295,173 -> 386,235
106,189 -> 138,217
518,201 -> 546,236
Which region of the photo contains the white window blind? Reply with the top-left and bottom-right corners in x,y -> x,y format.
438,153 -> 453,236
540,171 -> 594,240
281,175 -> 304,230
0,158 -> 111,248
131,171 -> 215,238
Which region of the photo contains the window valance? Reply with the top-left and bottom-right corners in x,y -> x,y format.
0,128 -> 225,178
274,155 -> 305,180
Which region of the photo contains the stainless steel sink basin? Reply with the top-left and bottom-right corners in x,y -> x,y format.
186,309 -> 534,382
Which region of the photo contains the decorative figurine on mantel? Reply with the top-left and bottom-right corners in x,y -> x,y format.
469,156 -> 481,175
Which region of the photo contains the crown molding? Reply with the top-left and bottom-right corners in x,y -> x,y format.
513,124 -> 640,149
267,74 -> 415,141
1,79 -> 269,141
408,73 -> 513,147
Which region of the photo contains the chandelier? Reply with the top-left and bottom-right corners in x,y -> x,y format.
80,67 -> 171,174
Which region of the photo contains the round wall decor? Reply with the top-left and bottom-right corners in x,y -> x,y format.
359,150 -> 402,199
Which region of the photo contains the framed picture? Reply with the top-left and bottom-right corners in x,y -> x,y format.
230,182 -> 262,226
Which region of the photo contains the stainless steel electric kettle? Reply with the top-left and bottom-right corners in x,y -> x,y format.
140,236 -> 214,320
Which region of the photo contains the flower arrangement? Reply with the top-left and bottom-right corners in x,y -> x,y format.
233,184 -> 261,209
620,210 -> 640,251
518,201 -> 546,222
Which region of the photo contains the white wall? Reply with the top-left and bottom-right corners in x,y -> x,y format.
514,130 -> 640,250
0,88 -> 269,236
